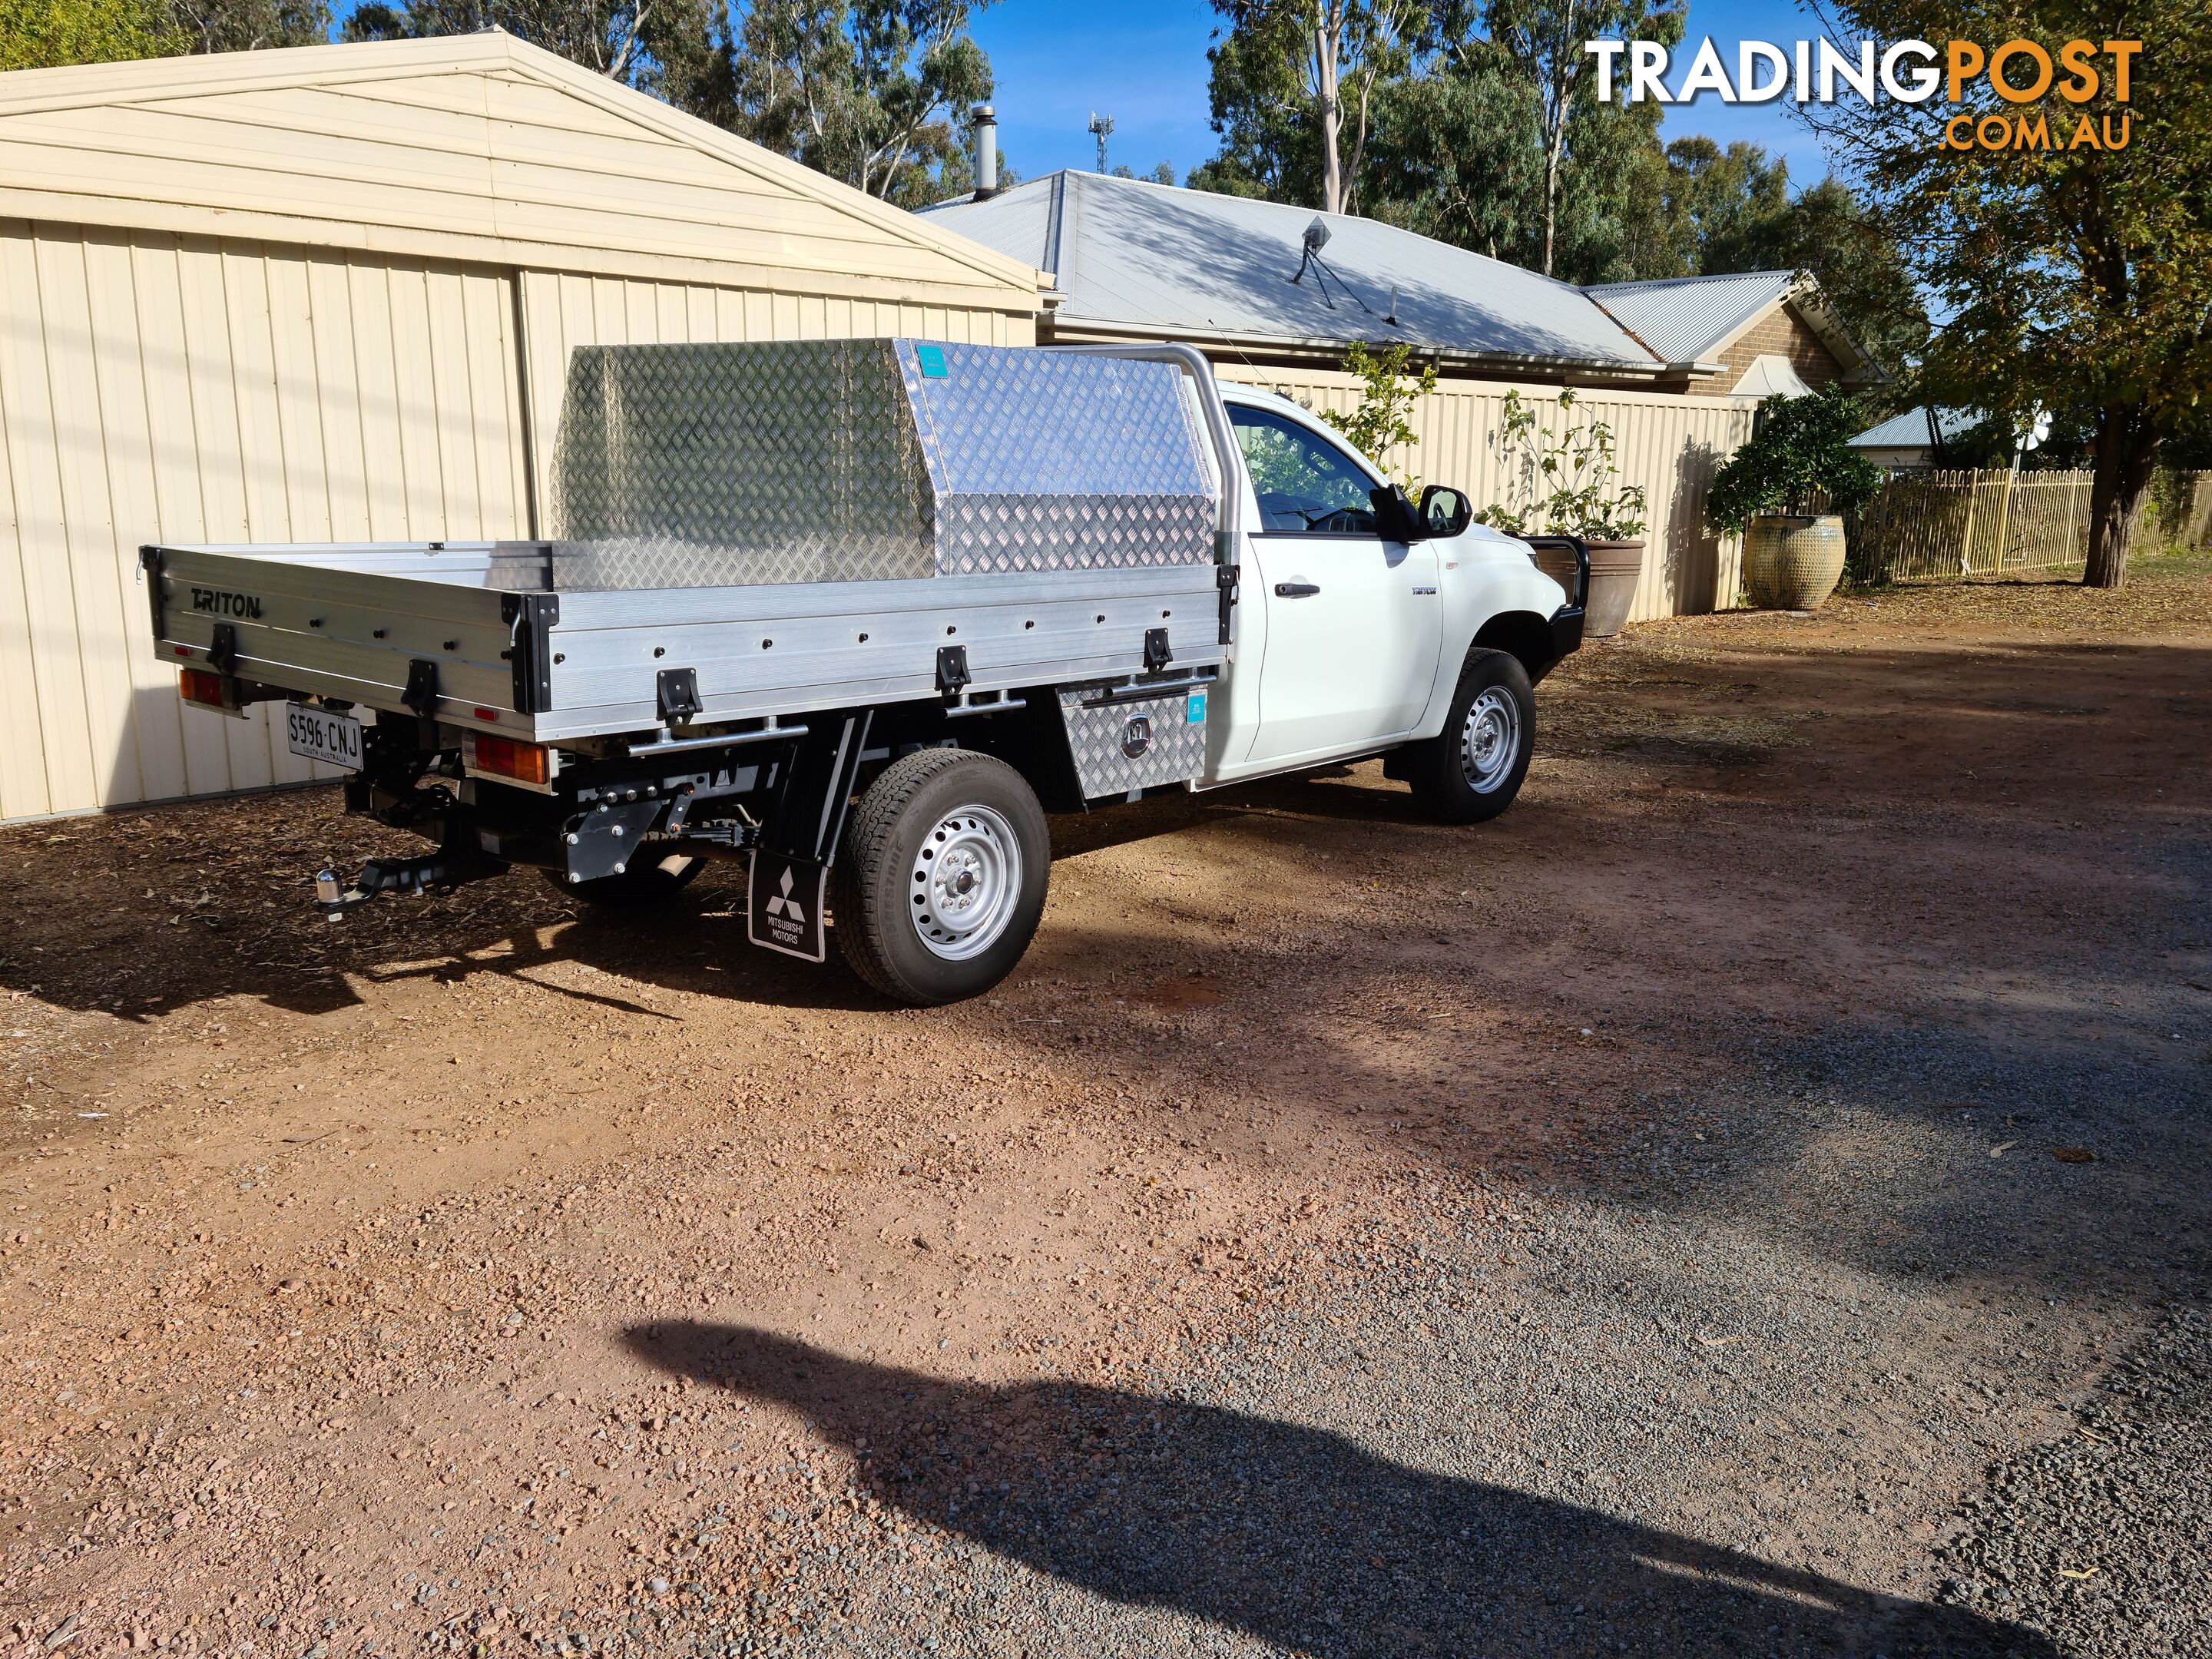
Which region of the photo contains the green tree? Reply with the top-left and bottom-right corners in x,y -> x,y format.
718,0 -> 996,204
172,0 -> 326,52
1766,175 -> 1926,377
0,0 -> 181,68
1704,389 -> 1880,533
1323,339 -> 1439,485
345,0 -> 715,103
1198,0 -> 1426,214
1613,138 -> 1923,376
1187,5 -> 1316,202
1482,0 -> 1681,275
1365,41 -> 1545,260
1812,0 -> 2211,586
1627,135 -> 1791,277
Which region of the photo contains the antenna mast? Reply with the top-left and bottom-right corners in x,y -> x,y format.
1087,112 -> 1114,174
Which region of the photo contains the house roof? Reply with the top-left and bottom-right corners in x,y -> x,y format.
0,34 -> 1045,310
1585,271 -> 1796,364
1588,270 -> 1881,385
919,170 -> 1666,379
1849,406 -> 1982,450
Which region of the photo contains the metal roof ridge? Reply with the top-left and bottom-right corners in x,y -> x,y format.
1586,270 -> 1796,295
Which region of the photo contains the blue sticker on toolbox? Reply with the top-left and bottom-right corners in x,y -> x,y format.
916,343 -> 948,378
1187,688 -> 1207,722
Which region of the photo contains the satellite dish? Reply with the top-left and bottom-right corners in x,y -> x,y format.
1303,217 -> 1330,254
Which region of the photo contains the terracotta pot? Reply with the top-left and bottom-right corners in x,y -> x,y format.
1580,539 -> 1645,637
1742,514 -> 1846,611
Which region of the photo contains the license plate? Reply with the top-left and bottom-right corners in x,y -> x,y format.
284,703 -> 363,770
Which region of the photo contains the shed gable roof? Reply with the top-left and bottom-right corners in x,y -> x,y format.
0,35 -> 1044,308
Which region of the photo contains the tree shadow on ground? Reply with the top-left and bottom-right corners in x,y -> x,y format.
628,1322 -> 2053,1659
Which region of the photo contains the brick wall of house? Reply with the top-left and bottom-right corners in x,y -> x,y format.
1692,302 -> 1844,395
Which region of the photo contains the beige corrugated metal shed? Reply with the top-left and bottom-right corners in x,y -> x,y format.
0,35 -> 1048,823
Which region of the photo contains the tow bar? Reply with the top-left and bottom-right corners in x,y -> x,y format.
313,843 -> 505,920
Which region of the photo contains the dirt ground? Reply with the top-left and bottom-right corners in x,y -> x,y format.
3,556 -> 2209,1657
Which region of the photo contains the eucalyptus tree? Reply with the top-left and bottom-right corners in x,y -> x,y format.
1205,0 -> 1430,214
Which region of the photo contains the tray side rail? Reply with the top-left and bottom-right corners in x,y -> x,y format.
142,542 -> 556,730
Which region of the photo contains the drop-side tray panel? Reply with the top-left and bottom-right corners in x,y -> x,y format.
145,542 -> 1226,743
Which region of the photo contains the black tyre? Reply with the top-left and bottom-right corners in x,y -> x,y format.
540,849 -> 705,908
1402,649 -> 1536,823
832,748 -> 1051,1005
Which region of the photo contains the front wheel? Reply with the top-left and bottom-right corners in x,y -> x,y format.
1402,649 -> 1536,823
832,748 -> 1051,1005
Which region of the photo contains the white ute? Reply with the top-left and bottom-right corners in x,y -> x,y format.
141,340 -> 1586,1005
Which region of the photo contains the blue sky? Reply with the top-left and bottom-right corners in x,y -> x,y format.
972,0 -> 1838,190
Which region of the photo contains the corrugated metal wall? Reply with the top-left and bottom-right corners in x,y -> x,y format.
0,223 -> 527,822
0,224 -> 1038,823
1217,365 -> 1756,622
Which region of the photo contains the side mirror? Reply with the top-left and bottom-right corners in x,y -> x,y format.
1419,484 -> 1473,538
1368,484 -> 1428,542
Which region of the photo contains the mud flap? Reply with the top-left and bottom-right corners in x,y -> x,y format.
747,853 -> 829,962
743,710 -> 869,964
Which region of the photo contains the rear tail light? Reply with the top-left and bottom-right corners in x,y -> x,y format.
179,667 -> 228,709
465,732 -> 551,787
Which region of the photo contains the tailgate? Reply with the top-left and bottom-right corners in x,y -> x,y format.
141,542 -> 558,733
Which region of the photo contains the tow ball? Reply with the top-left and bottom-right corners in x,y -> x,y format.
313,846 -> 502,920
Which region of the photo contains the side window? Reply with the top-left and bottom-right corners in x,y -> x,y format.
1230,406 -> 1379,535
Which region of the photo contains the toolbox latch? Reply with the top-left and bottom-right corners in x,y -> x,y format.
1144,627 -> 1173,672
657,667 -> 702,724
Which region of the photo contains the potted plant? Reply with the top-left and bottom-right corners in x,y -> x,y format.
1473,389 -> 1649,636
1705,389 -> 1881,611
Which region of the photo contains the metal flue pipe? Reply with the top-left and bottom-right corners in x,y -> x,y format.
971,105 -> 998,200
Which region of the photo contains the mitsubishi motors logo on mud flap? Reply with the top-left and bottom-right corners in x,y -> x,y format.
749,854 -> 827,963
765,865 -> 806,925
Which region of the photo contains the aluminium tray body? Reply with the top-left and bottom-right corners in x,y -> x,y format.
142,541 -> 1224,743
142,338 -> 1233,744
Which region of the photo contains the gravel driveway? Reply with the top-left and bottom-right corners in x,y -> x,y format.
2,561 -> 2207,1657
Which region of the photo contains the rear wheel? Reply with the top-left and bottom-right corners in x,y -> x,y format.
833,748 -> 1051,1005
540,850 -> 705,908
1403,649 -> 1536,823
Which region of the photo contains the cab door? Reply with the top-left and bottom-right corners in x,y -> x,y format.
1230,403 -> 1442,765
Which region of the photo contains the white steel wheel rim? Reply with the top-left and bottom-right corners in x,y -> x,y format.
910,804 -> 1023,961
1459,688 -> 1521,793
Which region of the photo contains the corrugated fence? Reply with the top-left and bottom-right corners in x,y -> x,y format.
1215,365 -> 1757,624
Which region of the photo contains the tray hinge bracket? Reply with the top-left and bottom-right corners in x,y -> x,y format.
656,667 -> 702,725
402,657 -> 440,716
935,644 -> 972,697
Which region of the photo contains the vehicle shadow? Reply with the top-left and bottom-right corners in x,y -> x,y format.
0,770 -> 1440,1024
627,1321 -> 2053,1658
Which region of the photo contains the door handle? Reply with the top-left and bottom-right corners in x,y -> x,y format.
1274,581 -> 1320,598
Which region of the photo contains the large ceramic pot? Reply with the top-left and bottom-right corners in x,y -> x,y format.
1581,539 -> 1645,637
1742,514 -> 1846,611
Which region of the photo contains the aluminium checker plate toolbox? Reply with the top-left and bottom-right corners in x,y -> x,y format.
1057,677 -> 1213,800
